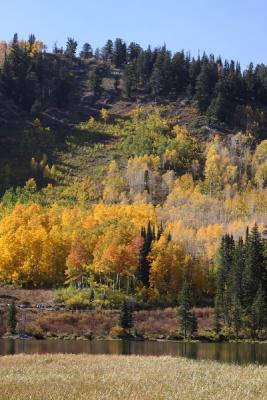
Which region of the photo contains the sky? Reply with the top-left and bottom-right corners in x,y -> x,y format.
1,0 -> 267,68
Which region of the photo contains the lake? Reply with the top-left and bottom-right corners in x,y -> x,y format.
0,338 -> 266,364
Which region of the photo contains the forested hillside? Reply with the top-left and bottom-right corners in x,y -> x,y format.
0,34 -> 266,340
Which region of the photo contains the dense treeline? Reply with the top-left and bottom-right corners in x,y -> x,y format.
0,34 -> 73,111
215,225 -> 267,337
1,33 -> 267,131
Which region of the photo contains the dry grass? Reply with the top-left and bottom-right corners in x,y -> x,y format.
0,287 -> 55,305
25,311 -> 117,337
0,354 -> 266,400
134,307 -> 213,337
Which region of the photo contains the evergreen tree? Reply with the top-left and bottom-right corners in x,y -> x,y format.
242,224 -> 264,310
0,38 -> 38,110
127,42 -> 142,62
150,47 -> 172,96
231,237 -> 245,303
80,43 -> 93,59
243,62 -> 256,101
216,234 -> 235,325
53,66 -> 71,108
65,38 -> 78,58
208,89 -> 228,121
178,281 -> 196,338
186,56 -> 201,96
102,39 -> 113,62
12,33 -> 18,45
119,300 -> 133,330
231,297 -> 242,336
113,38 -> 127,67
195,61 -> 218,111
90,67 -> 102,96
28,34 -> 36,53
250,285 -> 266,337
213,297 -> 221,334
7,301 -> 17,334
138,222 -> 154,287
188,312 -> 198,336
136,46 -> 154,89
171,51 -> 189,94
122,63 -> 137,98
94,48 -> 100,60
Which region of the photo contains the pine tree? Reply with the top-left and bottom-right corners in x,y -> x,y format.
127,42 -> 142,62
28,34 -> 36,53
122,63 -> 137,98
213,297 -> 221,334
231,237 -> 245,303
136,46 -> 154,89
90,67 -> 102,96
150,47 -> 171,96
216,234 -> 235,325
242,224 -> 264,310
65,38 -> 78,58
0,38 -> 38,111
138,222 -> 154,287
119,300 -> 133,331
7,301 -> 17,334
188,312 -> 198,337
231,297 -> 242,337
178,281 -> 195,338
171,51 -> 189,94
250,285 -> 266,337
102,40 -> 113,62
195,61 -> 218,111
80,43 -> 93,59
113,38 -> 127,67
208,90 -> 228,121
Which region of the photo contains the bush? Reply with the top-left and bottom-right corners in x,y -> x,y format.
66,293 -> 90,310
56,286 -> 129,310
25,323 -> 45,339
109,325 -> 125,338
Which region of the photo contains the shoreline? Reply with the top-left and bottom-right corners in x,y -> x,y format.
1,334 -> 267,344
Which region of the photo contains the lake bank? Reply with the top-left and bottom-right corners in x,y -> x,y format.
0,354 -> 266,400
1,288 -> 266,343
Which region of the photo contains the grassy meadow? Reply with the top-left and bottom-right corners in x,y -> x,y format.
0,354 -> 266,400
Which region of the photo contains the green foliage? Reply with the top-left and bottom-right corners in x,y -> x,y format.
250,285 -> 266,337
7,301 -> 17,334
65,38 -> 78,58
215,225 -> 267,337
178,281 -> 198,338
56,286 -> 129,310
119,300 -> 133,330
90,67 -> 103,96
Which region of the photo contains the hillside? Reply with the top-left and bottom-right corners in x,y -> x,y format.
0,35 -> 266,341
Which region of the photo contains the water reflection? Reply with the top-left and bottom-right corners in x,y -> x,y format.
0,339 -> 266,365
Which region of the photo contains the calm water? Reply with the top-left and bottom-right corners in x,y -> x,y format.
0,339 -> 266,364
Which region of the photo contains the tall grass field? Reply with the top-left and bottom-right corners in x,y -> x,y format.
0,354 -> 266,400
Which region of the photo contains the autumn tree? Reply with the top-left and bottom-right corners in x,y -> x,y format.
103,160 -> 127,203
65,240 -> 88,288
